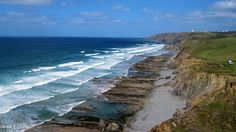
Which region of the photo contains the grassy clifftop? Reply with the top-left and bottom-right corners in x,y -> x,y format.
183,32 -> 236,75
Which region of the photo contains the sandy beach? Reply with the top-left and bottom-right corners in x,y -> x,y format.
125,68 -> 186,132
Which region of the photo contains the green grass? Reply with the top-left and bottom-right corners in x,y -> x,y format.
195,94 -> 236,131
184,32 -> 236,75
172,127 -> 185,132
171,93 -> 236,132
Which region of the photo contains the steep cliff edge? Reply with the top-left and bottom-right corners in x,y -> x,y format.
151,32 -> 236,132
150,33 -> 189,51
150,33 -> 189,45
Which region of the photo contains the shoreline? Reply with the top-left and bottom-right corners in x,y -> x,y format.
26,51 -> 179,132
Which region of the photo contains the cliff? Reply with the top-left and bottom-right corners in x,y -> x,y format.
151,32 -> 236,132
150,33 -> 189,51
150,33 -> 189,45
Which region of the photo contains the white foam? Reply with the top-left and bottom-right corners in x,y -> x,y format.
57,100 -> 86,116
13,80 -> 23,84
31,66 -> 56,72
26,66 -> 57,73
3,88 -> 74,115
0,94 -> 54,115
20,100 -> 87,132
128,47 -> 155,53
85,53 -> 100,57
51,62 -> 104,77
115,53 -> 126,56
0,70 -> 110,116
80,51 -> 85,53
3,100 -> 87,132
93,45 -> 164,70
121,47 -> 140,51
58,61 -> 83,67
0,62 -> 104,99
96,44 -> 164,69
94,58 -> 123,69
111,50 -> 120,53
0,75 -> 61,97
103,51 -> 111,53
91,56 -> 106,59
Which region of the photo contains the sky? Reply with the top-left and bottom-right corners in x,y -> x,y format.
0,0 -> 235,37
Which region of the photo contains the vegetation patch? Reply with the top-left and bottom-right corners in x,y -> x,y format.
170,32 -> 236,132
183,32 -> 236,75
194,94 -> 236,131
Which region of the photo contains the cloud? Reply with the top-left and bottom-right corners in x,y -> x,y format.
69,11 -> 127,25
111,19 -> 126,24
0,0 -> 53,5
186,0 -> 236,21
212,0 -> 236,11
142,8 -> 156,15
60,1 -> 68,6
59,1 -> 78,7
143,0 -> 236,26
69,11 -> 107,25
187,10 -> 236,20
42,21 -> 56,25
112,19 -> 122,23
207,11 -> 236,18
0,11 -> 56,25
142,8 -> 175,21
208,0 -> 236,19
69,19 -> 86,24
113,4 -> 130,12
79,11 -> 105,17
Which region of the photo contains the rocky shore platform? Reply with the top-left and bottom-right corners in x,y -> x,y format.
26,53 -> 175,132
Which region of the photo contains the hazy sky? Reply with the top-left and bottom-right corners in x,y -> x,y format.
0,0 -> 235,37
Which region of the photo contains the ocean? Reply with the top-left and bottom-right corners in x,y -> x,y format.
0,37 -> 165,132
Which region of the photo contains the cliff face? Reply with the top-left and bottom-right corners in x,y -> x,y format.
172,50 -> 236,106
151,54 -> 236,132
150,33 -> 189,52
150,33 -> 189,45
151,33 -> 236,132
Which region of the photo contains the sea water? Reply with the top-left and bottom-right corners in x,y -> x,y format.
0,37 -> 165,132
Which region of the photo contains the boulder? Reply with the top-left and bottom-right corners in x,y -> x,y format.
106,123 -> 120,132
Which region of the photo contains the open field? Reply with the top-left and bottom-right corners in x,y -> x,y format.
184,32 -> 236,75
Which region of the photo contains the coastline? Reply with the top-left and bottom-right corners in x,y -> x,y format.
26,50 -> 179,132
